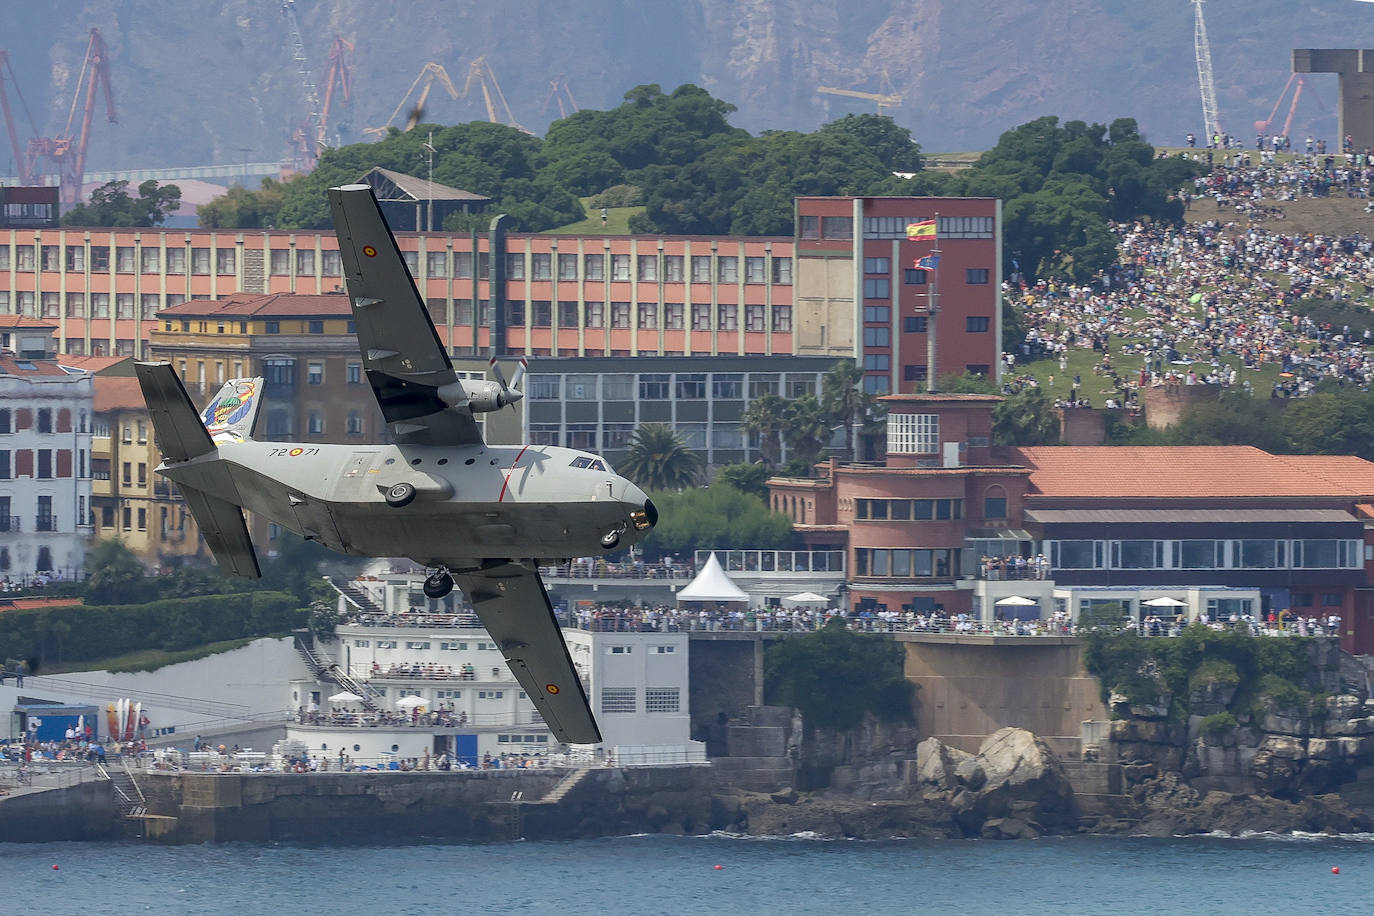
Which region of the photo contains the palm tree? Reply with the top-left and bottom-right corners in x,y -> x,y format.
782,394 -> 831,471
821,360 -> 880,462
618,423 -> 706,491
740,392 -> 787,467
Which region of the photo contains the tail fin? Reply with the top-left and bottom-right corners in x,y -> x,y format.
134,362 -> 216,461
201,377 -> 265,444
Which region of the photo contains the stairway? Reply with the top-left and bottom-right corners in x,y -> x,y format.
99,762 -> 146,817
325,576 -> 385,615
530,767 -> 591,805
294,633 -> 382,712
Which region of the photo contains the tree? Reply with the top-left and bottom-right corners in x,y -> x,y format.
992,387 -> 1061,446
765,619 -> 913,730
197,178 -> 287,229
617,423 -> 706,491
1282,388 -> 1374,459
85,538 -> 148,605
821,360 -> 879,462
713,462 -> 771,500
781,395 -> 832,472
641,485 -> 795,560
818,113 -> 924,172
62,179 -> 182,227
740,392 -> 788,467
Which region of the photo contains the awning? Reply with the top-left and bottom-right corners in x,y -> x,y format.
1025,508 -> 1357,525
966,528 -> 1034,540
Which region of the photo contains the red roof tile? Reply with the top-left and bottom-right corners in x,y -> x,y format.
94,376 -> 146,412
0,316 -> 57,330
1009,446 -> 1374,499
58,355 -> 132,374
0,354 -> 73,377
159,292 -> 351,318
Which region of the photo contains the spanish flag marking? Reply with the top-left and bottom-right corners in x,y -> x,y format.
906,219 -> 937,239
545,684 -> 560,695
362,245 -> 378,257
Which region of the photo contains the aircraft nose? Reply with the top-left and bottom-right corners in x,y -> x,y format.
644,497 -> 659,528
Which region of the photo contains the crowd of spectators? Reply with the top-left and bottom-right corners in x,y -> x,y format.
295,705 -> 470,728
368,661 -> 477,680
1006,167 -> 1374,407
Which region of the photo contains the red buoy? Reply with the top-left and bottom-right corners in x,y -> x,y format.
51,864 -> 59,870
713,864 -> 723,870
1332,866 -> 1340,875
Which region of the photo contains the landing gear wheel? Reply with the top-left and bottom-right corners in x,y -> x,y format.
600,531 -> 621,550
385,482 -> 417,508
423,571 -> 455,599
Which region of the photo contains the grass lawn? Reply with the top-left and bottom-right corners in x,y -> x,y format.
39,636 -> 261,676
550,200 -> 644,235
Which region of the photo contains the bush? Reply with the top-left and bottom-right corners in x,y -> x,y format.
764,619 -> 913,730
588,184 -> 643,208
1198,711 -> 1237,737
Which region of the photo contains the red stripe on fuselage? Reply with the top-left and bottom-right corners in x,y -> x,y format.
498,445 -> 530,502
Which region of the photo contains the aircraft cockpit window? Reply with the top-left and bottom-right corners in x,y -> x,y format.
570,456 -> 607,471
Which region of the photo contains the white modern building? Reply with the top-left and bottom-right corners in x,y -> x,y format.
0,317 -> 94,580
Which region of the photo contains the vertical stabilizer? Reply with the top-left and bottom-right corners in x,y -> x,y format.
201,377 -> 265,444
134,362 -> 216,461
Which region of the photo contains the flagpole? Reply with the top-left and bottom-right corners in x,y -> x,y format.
926,213 -> 941,393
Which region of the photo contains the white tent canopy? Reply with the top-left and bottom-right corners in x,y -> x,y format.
676,553 -> 750,603
782,591 -> 830,608
1143,596 -> 1189,608
995,595 -> 1038,606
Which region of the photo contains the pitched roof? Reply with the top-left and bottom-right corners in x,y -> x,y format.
1009,446 -> 1374,499
94,376 -> 146,412
675,553 -> 750,603
158,292 -> 351,318
58,354 -> 134,375
0,316 -> 57,330
364,167 -> 491,203
0,354 -> 71,377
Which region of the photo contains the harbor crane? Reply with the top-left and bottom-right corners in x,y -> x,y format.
543,77 -> 579,120
817,70 -> 902,115
460,57 -> 529,133
364,62 -> 460,138
24,27 -> 116,206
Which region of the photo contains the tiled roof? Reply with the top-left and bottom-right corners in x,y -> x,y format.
0,316 -> 58,329
0,354 -> 71,377
57,355 -> 132,375
1009,446 -> 1374,499
158,292 -> 351,318
366,167 -> 491,202
94,376 -> 146,412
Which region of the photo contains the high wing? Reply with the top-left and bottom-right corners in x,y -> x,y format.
327,183 -> 483,448
450,561 -> 601,744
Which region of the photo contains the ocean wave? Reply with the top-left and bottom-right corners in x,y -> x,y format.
1175,830 -> 1374,843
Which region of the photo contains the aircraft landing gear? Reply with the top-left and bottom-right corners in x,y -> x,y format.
423,570 -> 455,599
600,525 -> 626,550
385,482 -> 417,508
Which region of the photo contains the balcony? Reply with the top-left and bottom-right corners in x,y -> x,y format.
34,515 -> 57,532
0,516 -> 18,532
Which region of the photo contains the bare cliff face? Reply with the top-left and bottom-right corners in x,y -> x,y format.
7,1 -> 1372,175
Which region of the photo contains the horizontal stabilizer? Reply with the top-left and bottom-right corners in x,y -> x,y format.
134,362 -> 215,461
180,486 -> 261,579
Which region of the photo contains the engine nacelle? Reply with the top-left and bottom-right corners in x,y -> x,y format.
437,379 -> 518,413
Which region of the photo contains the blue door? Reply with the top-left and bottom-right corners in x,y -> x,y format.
454,734 -> 478,768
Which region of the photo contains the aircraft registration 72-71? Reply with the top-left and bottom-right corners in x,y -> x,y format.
134,183 -> 659,744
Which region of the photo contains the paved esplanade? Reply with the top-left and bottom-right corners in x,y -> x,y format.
1293,49 -> 1374,150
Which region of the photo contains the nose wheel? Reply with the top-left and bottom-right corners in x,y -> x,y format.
600,524 -> 626,550
385,482 -> 417,508
423,569 -> 455,599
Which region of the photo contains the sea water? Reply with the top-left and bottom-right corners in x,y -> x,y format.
1,832 -> 1369,915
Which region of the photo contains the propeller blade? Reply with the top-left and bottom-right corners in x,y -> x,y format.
488,355 -> 510,392
509,357 -> 529,392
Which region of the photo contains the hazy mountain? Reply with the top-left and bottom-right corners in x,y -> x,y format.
3,0 -> 1371,177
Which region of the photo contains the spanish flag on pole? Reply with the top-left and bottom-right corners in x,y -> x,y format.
906,219 -> 937,240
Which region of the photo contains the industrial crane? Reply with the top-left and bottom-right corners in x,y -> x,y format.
25,27 -> 116,206
0,49 -> 40,184
1192,0 -> 1223,141
281,0 -> 322,170
460,57 -> 529,132
817,70 -> 902,115
543,77 -> 579,120
318,36 -> 354,148
363,62 -> 460,139
1253,73 -> 1310,140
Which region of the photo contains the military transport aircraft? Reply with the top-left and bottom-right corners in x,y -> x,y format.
134,183 -> 659,744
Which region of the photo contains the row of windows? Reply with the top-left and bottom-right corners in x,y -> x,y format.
497,301 -> 792,332
497,734 -> 550,744
0,449 -> 81,480
0,290 -> 171,320
0,408 -> 77,435
600,686 -> 681,714
528,372 -> 820,402
530,421 -> 754,452
861,216 -> 995,240
798,215 -> 853,240
888,414 -> 940,454
0,245 -> 282,277
862,270 -> 988,299
854,548 -> 963,578
854,498 -> 963,521
1048,539 -> 1364,571
504,253 -> 792,285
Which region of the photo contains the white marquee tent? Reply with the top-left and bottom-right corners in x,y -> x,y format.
675,552 -> 750,604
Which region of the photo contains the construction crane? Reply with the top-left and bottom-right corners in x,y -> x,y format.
25,27 -> 116,206
318,36 -> 354,148
460,56 -> 529,132
281,0 -> 322,170
817,70 -> 902,115
543,77 -> 579,120
363,62 -> 459,139
1192,0 -> 1223,141
1253,73 -> 1310,140
0,49 -> 40,184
